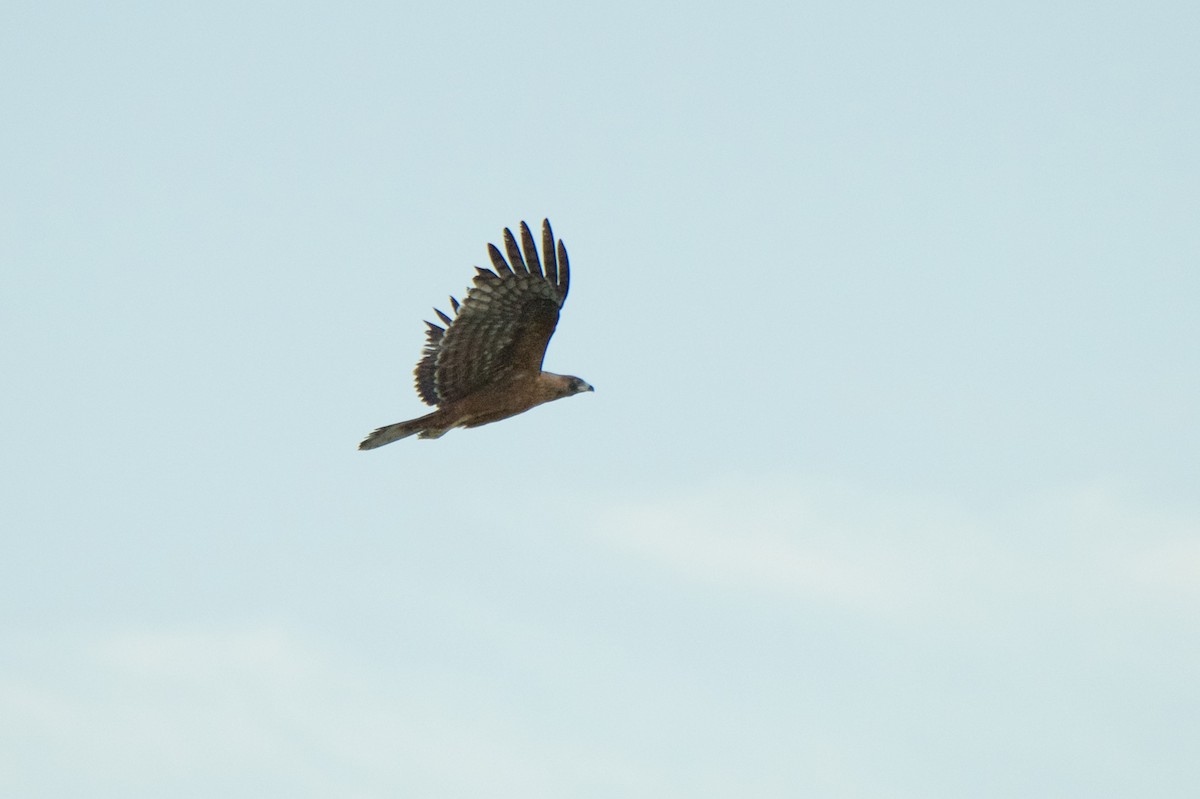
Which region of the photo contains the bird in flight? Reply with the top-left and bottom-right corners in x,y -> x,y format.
359,219 -> 592,449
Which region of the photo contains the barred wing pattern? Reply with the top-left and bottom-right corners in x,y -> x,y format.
414,219 -> 570,406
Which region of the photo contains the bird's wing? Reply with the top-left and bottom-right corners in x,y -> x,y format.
413,219 -> 570,406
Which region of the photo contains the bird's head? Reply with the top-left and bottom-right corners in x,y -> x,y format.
567,376 -> 594,395
544,372 -> 594,400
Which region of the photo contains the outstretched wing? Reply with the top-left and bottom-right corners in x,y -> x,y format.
414,219 -> 570,406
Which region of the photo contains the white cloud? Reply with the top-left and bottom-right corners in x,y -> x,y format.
1131,539 -> 1200,593
592,477 -> 1200,620
4,482 -> 1196,799
0,626 -> 654,799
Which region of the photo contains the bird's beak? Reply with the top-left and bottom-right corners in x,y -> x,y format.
583,382 -> 595,392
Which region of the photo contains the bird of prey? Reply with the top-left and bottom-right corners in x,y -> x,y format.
359,219 -> 592,449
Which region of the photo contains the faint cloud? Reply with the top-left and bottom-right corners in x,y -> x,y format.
3,627 -> 360,785
594,489 -> 905,613
0,625 -> 657,798
1131,540 -> 1200,594
592,477 -> 1200,619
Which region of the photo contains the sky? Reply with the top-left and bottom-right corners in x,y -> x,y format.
1,0 -> 1198,796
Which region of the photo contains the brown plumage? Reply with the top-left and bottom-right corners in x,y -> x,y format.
359,219 -> 592,449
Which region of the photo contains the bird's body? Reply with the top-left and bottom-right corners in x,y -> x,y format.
359,219 -> 591,449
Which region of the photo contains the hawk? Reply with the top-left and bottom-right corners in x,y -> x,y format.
358,219 -> 593,449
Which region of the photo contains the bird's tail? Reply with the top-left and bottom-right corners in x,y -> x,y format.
358,411 -> 443,450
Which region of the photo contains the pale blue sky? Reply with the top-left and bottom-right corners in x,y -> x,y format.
2,1 -> 1198,797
